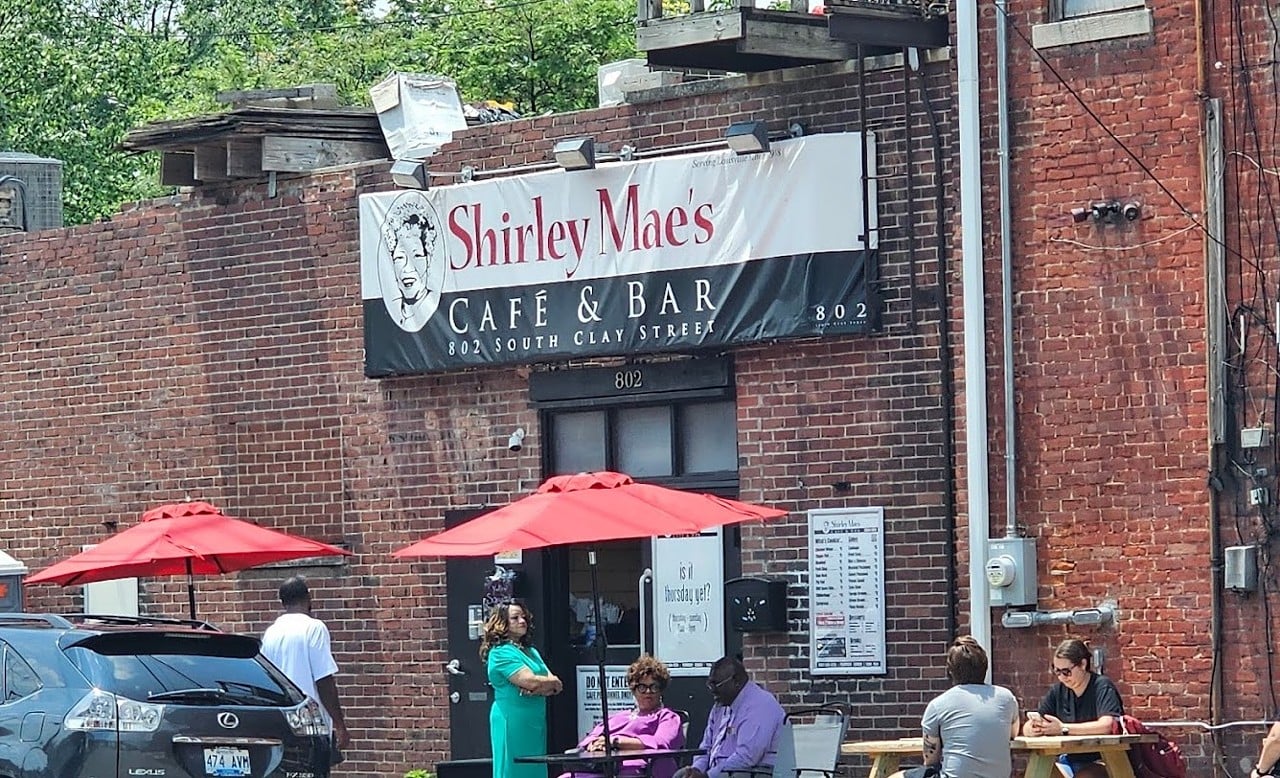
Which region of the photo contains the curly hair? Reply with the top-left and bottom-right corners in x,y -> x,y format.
626,655 -> 672,689
479,600 -> 534,661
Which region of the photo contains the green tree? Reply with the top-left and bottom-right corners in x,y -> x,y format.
393,0 -> 637,114
0,0 -> 638,226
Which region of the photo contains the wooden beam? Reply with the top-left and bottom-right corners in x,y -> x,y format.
739,15 -> 856,60
637,10 -> 745,51
193,145 -> 231,182
160,151 -> 197,187
216,83 -> 340,109
825,11 -> 947,47
260,136 -> 388,173
226,139 -> 263,178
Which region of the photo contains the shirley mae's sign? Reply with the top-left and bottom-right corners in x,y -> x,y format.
359,132 -> 878,376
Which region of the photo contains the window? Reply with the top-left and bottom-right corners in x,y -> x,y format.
1034,0 -> 1152,48
547,399 -> 738,485
4,647 -> 41,701
1055,0 -> 1144,19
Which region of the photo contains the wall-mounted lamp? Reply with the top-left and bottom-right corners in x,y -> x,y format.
554,138 -> 596,171
389,159 -> 430,190
726,121 -> 770,155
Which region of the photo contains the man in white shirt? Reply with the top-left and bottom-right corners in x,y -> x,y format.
262,576 -> 351,753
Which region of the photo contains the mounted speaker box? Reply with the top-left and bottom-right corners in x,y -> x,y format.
725,577 -> 787,632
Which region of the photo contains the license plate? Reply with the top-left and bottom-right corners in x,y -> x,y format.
204,746 -> 251,777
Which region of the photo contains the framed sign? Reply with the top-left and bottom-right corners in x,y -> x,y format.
808,507 -> 885,675
652,529 -> 724,677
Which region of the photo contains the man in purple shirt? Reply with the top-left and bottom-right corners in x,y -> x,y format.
674,657 -> 786,778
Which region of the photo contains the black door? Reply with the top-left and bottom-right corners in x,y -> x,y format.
444,510 -> 497,760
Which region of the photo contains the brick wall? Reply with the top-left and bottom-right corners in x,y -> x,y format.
3,4 -> 1261,770
0,58 -> 962,776
987,0 -> 1218,768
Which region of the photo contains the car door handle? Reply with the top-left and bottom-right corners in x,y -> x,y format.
445,659 -> 468,676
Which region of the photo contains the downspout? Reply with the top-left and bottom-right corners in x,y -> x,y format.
996,0 -> 1017,540
957,0 -> 992,652
911,54 -> 959,640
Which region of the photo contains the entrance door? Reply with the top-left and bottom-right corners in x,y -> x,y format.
444,510 -> 496,760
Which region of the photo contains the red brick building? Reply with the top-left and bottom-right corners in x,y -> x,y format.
1,1 -> 1277,776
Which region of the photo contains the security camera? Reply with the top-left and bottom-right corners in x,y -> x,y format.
1090,201 -> 1118,222
507,427 -> 526,452
1121,202 -> 1142,221
1070,207 -> 1091,224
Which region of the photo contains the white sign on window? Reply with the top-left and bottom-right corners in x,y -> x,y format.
652,529 -> 724,677
808,508 -> 885,675
576,664 -> 632,735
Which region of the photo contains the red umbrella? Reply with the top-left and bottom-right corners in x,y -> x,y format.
393,470 -> 786,557
27,501 -> 351,618
393,471 -> 786,756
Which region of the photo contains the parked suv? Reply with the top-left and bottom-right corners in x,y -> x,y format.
0,613 -> 332,778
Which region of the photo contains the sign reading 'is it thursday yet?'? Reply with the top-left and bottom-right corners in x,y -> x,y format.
358,132 -> 879,377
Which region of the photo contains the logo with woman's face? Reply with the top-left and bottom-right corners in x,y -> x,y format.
378,192 -> 447,332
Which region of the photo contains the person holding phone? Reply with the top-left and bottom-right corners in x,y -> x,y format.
888,636 -> 1019,778
1022,638 -> 1124,778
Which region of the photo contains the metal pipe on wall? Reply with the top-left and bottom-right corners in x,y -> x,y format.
957,0 -> 993,656
996,0 -> 1018,541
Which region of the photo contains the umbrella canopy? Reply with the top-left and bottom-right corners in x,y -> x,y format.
393,470 -> 787,558
393,471 -> 786,762
27,501 -> 350,616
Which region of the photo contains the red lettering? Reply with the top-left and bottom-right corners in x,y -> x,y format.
547,221 -> 567,259
448,204 -> 474,269
664,206 -> 689,246
693,203 -> 714,244
599,184 -> 640,253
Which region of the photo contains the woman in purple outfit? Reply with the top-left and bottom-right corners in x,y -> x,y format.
565,655 -> 685,778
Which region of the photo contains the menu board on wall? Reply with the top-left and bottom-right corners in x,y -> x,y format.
808,507 -> 886,675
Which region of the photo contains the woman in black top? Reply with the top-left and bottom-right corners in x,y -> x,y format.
1022,638 -> 1124,778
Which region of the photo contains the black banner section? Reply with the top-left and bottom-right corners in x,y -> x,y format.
364,250 -> 879,377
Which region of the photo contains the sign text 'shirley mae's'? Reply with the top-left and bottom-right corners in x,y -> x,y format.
359,132 -> 879,376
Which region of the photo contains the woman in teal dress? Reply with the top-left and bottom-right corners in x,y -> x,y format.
482,600 -> 564,778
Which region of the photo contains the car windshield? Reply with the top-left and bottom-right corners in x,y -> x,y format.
64,633 -> 303,706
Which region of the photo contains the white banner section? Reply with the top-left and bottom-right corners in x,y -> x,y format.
360,132 -> 876,300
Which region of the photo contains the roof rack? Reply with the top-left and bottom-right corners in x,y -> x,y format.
68,613 -> 221,632
0,613 -> 75,629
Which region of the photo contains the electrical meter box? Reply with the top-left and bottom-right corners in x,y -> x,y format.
986,538 -> 1037,607
0,550 -> 27,612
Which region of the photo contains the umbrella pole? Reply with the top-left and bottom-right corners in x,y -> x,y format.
589,549 -> 616,768
186,558 -> 197,620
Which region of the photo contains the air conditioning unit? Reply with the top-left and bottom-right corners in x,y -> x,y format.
597,59 -> 650,107
0,152 -> 63,233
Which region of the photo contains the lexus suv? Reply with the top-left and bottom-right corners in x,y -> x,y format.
0,613 -> 332,778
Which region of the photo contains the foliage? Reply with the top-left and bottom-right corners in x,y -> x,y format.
0,0 -> 638,225
404,771 -> 434,778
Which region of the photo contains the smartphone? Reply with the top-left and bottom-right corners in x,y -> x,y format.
1027,712 -> 1043,722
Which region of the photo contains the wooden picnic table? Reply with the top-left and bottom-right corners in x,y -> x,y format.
841,734 -> 1158,778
